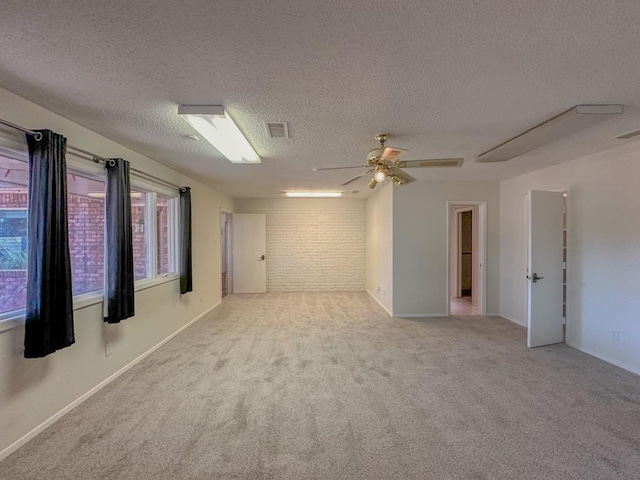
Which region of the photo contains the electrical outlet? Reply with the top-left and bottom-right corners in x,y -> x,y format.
199,295 -> 203,303
376,286 -> 380,293
609,330 -> 619,342
105,342 -> 112,357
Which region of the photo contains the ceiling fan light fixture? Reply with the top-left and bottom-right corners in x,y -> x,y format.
374,170 -> 387,183
367,178 -> 377,189
178,105 -> 260,163
391,174 -> 405,185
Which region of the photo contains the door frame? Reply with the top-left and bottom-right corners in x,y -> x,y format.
220,208 -> 233,296
446,201 -> 487,316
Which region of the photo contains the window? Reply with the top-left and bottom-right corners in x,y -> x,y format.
0,143 -> 179,321
129,183 -> 178,284
156,195 -> 173,275
0,155 -> 28,315
131,189 -> 149,281
67,172 -> 105,295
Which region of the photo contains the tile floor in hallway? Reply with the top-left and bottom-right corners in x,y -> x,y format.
450,296 -> 479,315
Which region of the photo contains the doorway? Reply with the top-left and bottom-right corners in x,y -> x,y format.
447,201 -> 487,316
220,211 -> 231,298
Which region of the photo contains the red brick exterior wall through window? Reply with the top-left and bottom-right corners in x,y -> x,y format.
0,192 -> 171,313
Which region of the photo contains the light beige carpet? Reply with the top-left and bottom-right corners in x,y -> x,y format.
2,292 -> 640,479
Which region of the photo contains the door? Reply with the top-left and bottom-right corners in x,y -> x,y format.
232,213 -> 266,293
527,190 -> 564,347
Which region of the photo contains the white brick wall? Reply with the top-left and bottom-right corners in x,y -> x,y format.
235,198 -> 366,291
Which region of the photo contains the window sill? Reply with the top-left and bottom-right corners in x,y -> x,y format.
0,313 -> 23,333
134,273 -> 179,292
0,274 -> 179,332
73,291 -> 104,310
0,292 -> 104,332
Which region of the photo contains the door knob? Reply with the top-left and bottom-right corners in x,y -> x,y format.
259,255 -> 265,261
527,272 -> 544,283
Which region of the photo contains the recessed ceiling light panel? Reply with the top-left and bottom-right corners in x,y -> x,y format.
178,105 -> 260,163
285,192 -> 342,198
477,104 -> 624,163
616,128 -> 640,140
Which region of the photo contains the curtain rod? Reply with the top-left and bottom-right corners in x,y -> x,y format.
0,118 -> 185,192
0,118 -> 43,141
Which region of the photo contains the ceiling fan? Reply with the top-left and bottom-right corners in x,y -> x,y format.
313,134 -> 464,189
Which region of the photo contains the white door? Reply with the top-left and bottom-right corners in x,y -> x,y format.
527,190 -> 564,347
232,213 -> 266,293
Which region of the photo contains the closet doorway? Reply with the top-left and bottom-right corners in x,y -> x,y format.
447,201 -> 487,316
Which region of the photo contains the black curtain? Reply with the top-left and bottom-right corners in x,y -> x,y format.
24,130 -> 74,358
104,159 -> 135,323
179,187 -> 192,294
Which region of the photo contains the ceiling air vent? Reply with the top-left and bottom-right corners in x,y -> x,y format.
266,122 -> 289,138
616,129 -> 640,140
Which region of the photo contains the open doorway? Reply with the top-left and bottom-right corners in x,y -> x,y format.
220,211 -> 232,298
447,201 -> 487,316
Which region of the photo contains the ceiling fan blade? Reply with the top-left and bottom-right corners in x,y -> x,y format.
398,158 -> 464,168
341,169 -> 372,186
380,147 -> 408,162
313,165 -> 368,171
388,167 -> 416,185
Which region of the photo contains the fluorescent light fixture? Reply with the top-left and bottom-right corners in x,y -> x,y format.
476,104 -> 623,163
285,192 -> 342,198
178,105 -> 260,163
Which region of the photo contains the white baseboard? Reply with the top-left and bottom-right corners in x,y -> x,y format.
498,314 -> 526,327
566,342 -> 640,377
395,313 -> 448,318
0,302 -> 220,462
366,290 -> 392,317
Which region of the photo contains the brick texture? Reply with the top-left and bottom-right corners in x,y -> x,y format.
235,199 -> 366,291
67,194 -> 105,293
0,192 -> 169,313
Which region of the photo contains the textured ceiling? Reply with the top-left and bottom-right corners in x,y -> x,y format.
2,0 -> 640,198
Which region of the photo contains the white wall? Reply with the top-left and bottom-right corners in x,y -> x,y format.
235,198 -> 366,291
365,183 -> 393,313
499,141 -> 640,374
0,87 -> 234,455
393,181 -> 500,316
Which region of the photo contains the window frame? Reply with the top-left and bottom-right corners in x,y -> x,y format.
129,176 -> 180,291
0,207 -> 28,271
0,146 -> 30,325
0,150 -> 181,330
155,192 -> 179,278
